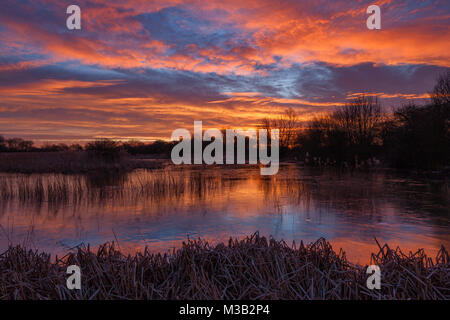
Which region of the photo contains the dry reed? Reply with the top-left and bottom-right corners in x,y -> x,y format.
0,233 -> 448,300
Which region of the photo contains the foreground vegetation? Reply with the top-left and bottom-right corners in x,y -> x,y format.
0,234 -> 448,300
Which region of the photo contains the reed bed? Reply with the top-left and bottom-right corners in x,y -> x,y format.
0,169 -> 224,205
0,233 -> 448,300
0,152 -> 164,174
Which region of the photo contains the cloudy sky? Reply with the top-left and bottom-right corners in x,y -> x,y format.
0,0 -> 449,143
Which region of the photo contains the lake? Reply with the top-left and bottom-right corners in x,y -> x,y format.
0,164 -> 448,264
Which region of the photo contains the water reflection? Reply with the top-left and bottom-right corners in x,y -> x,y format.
0,165 -> 448,264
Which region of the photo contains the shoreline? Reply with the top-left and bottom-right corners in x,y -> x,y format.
0,151 -> 448,179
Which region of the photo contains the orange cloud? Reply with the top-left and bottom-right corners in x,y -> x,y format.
346,92 -> 430,100
1,1 -> 448,75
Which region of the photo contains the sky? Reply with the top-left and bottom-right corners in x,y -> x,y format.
0,0 -> 449,143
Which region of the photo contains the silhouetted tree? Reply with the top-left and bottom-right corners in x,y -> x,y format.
431,71 -> 450,106
382,71 -> 450,169
298,95 -> 382,165
0,135 -> 5,151
261,107 -> 300,156
86,138 -> 122,162
2,137 -> 34,151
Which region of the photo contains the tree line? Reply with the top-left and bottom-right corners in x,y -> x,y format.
0,137 -> 174,157
1,71 -> 449,170
262,71 -> 450,170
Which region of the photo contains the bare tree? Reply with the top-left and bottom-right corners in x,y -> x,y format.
431,71 -> 450,106
334,95 -> 382,147
278,108 -> 299,148
260,107 -> 299,149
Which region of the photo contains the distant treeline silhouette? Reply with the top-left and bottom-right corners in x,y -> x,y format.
1,71 -> 449,170
0,137 -> 175,157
